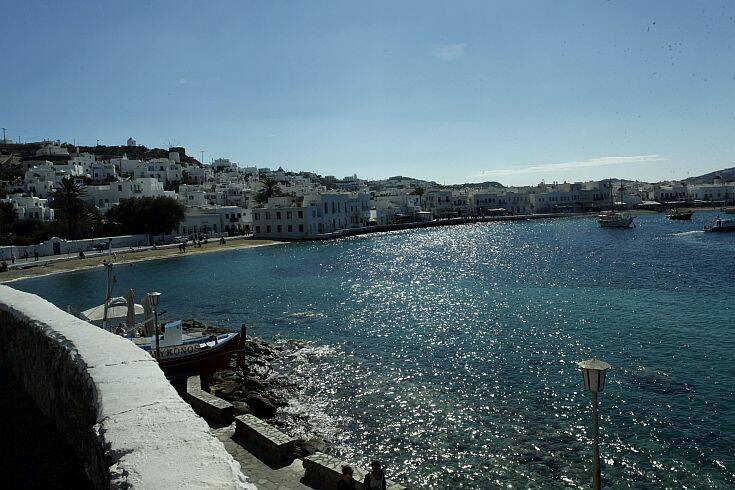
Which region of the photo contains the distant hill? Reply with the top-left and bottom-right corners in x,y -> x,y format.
0,142 -> 202,166
683,167 -> 735,184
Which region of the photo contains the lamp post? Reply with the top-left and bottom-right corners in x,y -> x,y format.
578,358 -> 611,490
148,292 -> 162,361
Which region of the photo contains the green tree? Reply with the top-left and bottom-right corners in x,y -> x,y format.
106,196 -> 185,240
0,202 -> 16,226
410,186 -> 425,196
51,177 -> 87,239
255,178 -> 282,204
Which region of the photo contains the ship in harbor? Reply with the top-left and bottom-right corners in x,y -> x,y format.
704,217 -> 735,232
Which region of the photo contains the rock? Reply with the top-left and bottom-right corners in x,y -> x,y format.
211,379 -> 238,398
232,401 -> 251,416
246,394 -> 278,419
294,437 -> 327,458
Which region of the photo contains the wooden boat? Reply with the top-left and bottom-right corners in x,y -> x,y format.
85,262 -> 244,376
134,321 -> 245,376
597,210 -> 635,228
667,210 -> 693,221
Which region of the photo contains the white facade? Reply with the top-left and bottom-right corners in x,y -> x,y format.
178,206 -> 251,235
1,194 -> 55,222
687,183 -> 735,203
84,178 -> 165,212
177,184 -> 208,207
91,162 -> 118,182
251,192 -> 371,238
35,142 -> 69,156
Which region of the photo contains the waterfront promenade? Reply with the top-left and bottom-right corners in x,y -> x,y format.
0,236 -> 282,283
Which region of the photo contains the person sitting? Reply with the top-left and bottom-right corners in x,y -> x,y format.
364,461 -> 387,490
337,465 -> 356,490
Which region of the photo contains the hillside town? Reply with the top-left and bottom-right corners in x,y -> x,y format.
1,137 -> 735,243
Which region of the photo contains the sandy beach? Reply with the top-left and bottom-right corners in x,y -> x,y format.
0,238 -> 283,283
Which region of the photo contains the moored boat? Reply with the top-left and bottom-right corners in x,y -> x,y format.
134,320 -> 245,375
597,210 -> 635,228
704,218 -> 735,232
667,210 -> 694,221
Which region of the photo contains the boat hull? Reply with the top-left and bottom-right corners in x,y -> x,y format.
140,331 -> 244,376
598,217 -> 634,228
668,212 -> 693,221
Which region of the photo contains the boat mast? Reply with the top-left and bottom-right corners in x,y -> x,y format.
102,262 -> 113,329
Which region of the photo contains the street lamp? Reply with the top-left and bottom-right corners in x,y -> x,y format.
578,358 -> 611,490
147,292 -> 162,361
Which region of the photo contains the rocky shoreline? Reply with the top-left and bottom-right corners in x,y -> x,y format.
182,320 -> 328,458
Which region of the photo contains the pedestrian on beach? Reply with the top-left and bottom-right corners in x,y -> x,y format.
337,465 -> 356,490
364,461 -> 387,490
34,250 -> 39,261
24,250 -> 29,262
10,252 -> 15,264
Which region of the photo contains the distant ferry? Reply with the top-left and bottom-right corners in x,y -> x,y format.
598,210 -> 635,228
667,209 -> 694,221
704,218 -> 735,232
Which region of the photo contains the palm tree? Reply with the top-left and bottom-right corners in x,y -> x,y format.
51,177 -> 87,239
256,178 -> 282,204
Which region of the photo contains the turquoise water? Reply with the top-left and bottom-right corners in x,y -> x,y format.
13,212 -> 735,488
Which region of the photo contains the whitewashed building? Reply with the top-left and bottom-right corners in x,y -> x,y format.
178,206 -> 251,235
83,178 -> 166,212
1,194 -> 55,222
35,141 -> 69,157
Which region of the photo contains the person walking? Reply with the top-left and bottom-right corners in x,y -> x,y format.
337,465 -> 356,490
34,250 -> 39,262
363,461 -> 387,490
23,250 -> 29,262
10,252 -> 15,264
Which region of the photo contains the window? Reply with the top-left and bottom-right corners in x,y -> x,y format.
266,225 -> 271,233
255,226 -> 261,233
277,225 -> 282,232
118,184 -> 122,191
299,224 -> 304,232
276,211 -> 281,219
286,211 -> 292,219
298,210 -> 303,218
254,212 -> 259,220
265,212 -> 270,220
288,224 -> 293,232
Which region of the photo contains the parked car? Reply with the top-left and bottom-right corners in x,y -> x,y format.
93,242 -> 110,251
172,236 -> 189,244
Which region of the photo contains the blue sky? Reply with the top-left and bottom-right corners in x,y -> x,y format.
2,1 -> 734,185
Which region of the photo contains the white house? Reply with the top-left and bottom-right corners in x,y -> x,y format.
91,162 -> 118,182
83,178 -> 165,212
35,141 -> 69,156
1,194 -> 55,222
178,206 -> 251,236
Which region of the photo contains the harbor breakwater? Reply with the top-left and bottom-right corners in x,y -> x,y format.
0,286 -> 254,489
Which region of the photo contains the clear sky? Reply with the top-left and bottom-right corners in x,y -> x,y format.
2,1 -> 734,185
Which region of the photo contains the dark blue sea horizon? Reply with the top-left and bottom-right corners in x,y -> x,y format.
13,211 -> 735,488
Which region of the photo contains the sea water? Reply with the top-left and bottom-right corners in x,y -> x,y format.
14,212 -> 735,488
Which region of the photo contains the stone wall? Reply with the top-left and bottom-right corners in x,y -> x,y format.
0,285 -> 255,489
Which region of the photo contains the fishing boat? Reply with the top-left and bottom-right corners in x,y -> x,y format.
81,262 -> 244,375
704,218 -> 735,232
598,182 -> 635,228
133,320 -> 245,376
597,210 -> 635,228
666,209 -> 694,221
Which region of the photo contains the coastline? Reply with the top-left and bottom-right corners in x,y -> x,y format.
0,238 -> 284,283
1,207 -> 719,283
